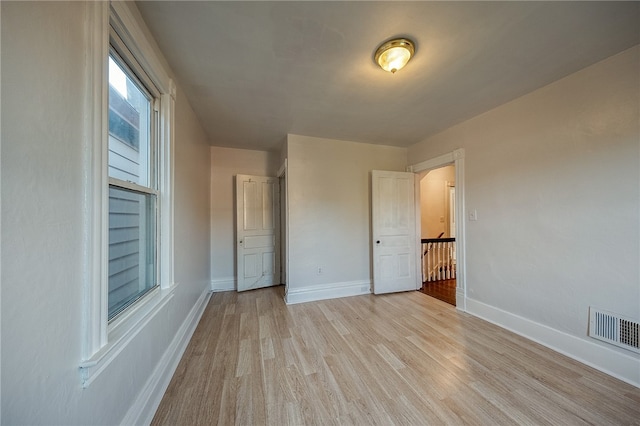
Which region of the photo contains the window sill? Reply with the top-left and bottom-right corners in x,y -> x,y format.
79,283 -> 177,388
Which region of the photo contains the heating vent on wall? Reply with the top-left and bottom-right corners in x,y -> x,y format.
589,307 -> 639,354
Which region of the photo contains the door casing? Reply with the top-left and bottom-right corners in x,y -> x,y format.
408,148 -> 466,311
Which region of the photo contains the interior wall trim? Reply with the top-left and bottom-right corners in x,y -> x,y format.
121,286 -> 212,425
466,298 -> 640,388
211,277 -> 236,292
286,280 -> 371,305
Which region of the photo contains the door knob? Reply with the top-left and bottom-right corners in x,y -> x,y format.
376,240 -> 381,244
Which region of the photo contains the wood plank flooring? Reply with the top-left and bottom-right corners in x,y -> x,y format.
152,286 -> 640,425
420,279 -> 456,306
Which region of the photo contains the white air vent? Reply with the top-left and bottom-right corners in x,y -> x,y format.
589,307 -> 639,354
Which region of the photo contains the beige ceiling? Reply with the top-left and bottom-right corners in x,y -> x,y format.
135,1 -> 639,152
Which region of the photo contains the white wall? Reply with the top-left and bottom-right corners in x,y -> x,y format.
285,134 -> 407,302
210,146 -> 280,290
1,2 -> 211,424
408,46 -> 640,385
173,83 -> 212,319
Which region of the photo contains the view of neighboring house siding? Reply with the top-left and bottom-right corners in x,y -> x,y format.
108,187 -> 146,315
108,85 -> 145,183
107,85 -> 151,317
2,2 -> 212,424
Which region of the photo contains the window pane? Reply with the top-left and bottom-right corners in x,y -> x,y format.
108,56 -> 151,187
108,186 -> 157,320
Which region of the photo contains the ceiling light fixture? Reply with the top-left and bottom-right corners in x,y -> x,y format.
374,38 -> 415,74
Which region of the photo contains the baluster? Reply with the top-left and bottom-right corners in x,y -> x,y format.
440,242 -> 447,280
422,243 -> 427,282
436,243 -> 442,281
445,241 -> 450,279
428,244 -> 431,282
421,243 -> 424,282
448,241 -> 452,279
434,243 -> 437,281
430,244 -> 435,281
425,243 -> 429,282
443,241 -> 447,280
428,245 -> 433,281
443,242 -> 447,279
452,240 -> 456,279
432,243 -> 436,281
449,241 -> 452,280
440,243 -> 447,280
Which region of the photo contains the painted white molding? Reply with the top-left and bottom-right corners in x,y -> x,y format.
466,298 -> 640,388
120,287 -> 212,426
456,288 -> 466,311
413,174 -> 422,289
211,277 -> 236,292
80,285 -> 177,387
82,0 -> 110,362
109,2 -> 171,93
408,150 -> 459,174
453,148 -> 465,160
277,158 -> 287,178
286,280 -> 371,305
80,0 -> 176,384
159,89 -> 175,289
278,159 -> 290,295
453,154 -> 466,312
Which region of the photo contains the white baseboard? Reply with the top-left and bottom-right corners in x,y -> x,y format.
456,288 -> 466,312
121,286 -> 212,426
211,277 -> 235,292
286,280 -> 371,305
465,298 -> 640,388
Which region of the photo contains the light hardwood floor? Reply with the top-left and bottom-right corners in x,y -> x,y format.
152,286 -> 640,425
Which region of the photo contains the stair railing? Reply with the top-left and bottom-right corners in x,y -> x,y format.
422,236 -> 456,282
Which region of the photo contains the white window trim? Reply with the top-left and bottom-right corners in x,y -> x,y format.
109,177 -> 158,197
80,1 -> 176,388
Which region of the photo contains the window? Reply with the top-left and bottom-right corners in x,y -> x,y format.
107,53 -> 158,320
80,1 -> 175,387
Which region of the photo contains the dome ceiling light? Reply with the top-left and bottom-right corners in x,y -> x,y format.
374,38 -> 415,74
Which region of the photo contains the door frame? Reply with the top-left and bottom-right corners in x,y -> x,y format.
277,159 -> 289,300
447,185 -> 456,238
408,148 -> 467,311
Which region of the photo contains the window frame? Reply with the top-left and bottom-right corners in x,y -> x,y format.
107,47 -> 159,322
80,1 -> 176,388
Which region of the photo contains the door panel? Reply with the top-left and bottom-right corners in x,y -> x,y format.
372,170 -> 418,294
236,175 -> 280,291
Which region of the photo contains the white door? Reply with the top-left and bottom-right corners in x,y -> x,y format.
371,170 -> 418,294
236,175 -> 280,292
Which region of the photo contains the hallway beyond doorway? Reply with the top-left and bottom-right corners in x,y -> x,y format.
419,279 -> 456,306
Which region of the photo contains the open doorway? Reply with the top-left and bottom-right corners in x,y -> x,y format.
418,165 -> 457,306
409,148 -> 466,311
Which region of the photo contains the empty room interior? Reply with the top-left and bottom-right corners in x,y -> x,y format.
1,1 -> 639,425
